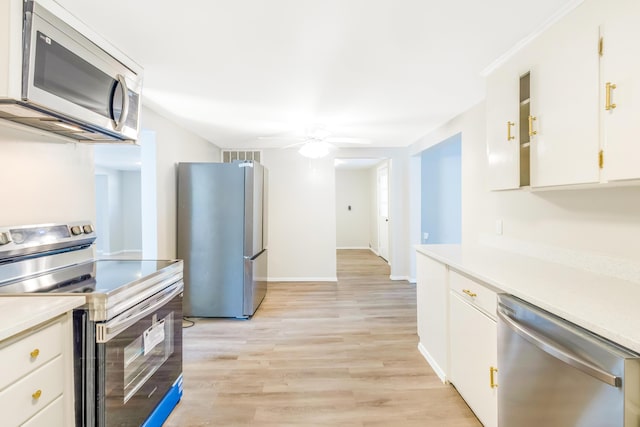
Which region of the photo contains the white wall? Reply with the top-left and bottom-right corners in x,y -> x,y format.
94,174 -> 109,254
141,106 -> 220,259
122,171 -> 142,251
410,100 -> 640,270
95,167 -> 122,254
336,169 -> 370,249
262,148 -> 337,281
0,124 -> 95,226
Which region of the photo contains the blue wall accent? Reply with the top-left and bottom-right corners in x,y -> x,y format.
421,133 -> 462,244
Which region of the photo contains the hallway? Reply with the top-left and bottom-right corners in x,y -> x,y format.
165,249 -> 480,426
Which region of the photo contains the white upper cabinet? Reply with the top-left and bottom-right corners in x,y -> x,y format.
486,62 -> 521,190
483,0 -> 639,190
600,0 -> 640,182
528,3 -> 600,188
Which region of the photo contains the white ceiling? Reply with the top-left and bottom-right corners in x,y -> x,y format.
57,0 -> 578,150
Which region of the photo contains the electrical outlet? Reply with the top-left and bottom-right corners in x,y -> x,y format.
423,232 -> 429,242
496,219 -> 503,235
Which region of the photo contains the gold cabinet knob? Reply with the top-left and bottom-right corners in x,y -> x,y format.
30,349 -> 40,359
462,289 -> 477,298
32,389 -> 42,400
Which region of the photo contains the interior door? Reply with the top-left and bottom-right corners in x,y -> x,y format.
377,165 -> 389,262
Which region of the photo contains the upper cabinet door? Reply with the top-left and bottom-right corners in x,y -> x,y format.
486,63 -> 521,191
529,7 -> 600,188
601,0 -> 640,182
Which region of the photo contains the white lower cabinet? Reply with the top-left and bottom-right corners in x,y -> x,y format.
416,252 -> 449,382
0,314 -> 74,427
449,291 -> 498,427
416,252 -> 499,425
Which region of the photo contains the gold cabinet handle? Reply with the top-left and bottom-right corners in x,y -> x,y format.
32,389 -> 42,400
30,349 -> 40,359
507,121 -> 515,141
462,289 -> 477,298
528,115 -> 537,136
605,82 -> 617,111
490,366 -> 498,388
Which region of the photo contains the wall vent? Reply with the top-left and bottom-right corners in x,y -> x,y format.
222,150 -> 262,163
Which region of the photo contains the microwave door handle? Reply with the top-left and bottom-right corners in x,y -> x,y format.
112,74 -> 130,131
497,308 -> 621,387
96,281 -> 183,343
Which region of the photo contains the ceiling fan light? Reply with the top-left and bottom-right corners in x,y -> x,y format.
299,141 -> 330,159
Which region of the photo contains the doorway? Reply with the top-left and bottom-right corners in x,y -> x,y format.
420,133 -> 462,244
334,158 -> 389,265
93,130 -> 157,258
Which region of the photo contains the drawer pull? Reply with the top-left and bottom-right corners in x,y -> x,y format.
30,349 -> 40,359
462,289 -> 477,298
528,115 -> 537,136
605,82 -> 617,111
490,366 -> 498,388
32,389 -> 42,400
507,121 -> 515,141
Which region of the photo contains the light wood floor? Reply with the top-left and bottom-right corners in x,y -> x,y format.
165,249 -> 481,427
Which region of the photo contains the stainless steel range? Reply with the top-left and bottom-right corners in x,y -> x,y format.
0,221 -> 184,427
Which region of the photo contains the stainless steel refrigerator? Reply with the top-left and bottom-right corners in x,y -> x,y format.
177,161 -> 268,318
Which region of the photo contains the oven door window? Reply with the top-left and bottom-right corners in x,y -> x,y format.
97,292 -> 182,427
123,313 -> 173,403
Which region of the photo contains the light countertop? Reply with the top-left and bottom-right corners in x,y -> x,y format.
0,296 -> 85,341
416,244 -> 640,354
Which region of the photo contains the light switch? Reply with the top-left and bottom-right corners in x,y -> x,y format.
496,219 -> 503,235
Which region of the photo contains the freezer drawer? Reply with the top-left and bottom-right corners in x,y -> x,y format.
497,294 -> 640,427
244,249 -> 267,316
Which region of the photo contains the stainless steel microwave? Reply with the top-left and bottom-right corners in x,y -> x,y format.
0,0 -> 143,142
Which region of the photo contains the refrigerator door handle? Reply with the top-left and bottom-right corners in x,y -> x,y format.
244,249 -> 266,261
497,308 -> 621,387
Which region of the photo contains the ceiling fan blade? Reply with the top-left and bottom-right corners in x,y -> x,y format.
325,137 -> 371,144
257,136 -> 305,141
281,141 -> 307,149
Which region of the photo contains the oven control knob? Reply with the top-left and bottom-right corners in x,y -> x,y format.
0,231 -> 11,245
83,224 -> 94,234
70,226 -> 82,236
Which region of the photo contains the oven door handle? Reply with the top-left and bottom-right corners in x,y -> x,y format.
497,308 -> 621,387
96,281 -> 183,343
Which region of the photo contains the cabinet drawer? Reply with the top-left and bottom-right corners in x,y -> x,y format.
0,355 -> 64,426
449,271 -> 497,318
0,318 -> 62,391
22,395 -> 65,427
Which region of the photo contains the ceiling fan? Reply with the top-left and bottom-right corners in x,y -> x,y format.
258,128 -> 370,158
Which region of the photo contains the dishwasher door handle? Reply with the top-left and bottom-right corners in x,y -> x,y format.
497,308 -> 621,387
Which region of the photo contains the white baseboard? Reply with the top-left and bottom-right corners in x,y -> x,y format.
268,277 -> 338,282
336,246 -> 371,250
417,342 -> 448,384
390,275 -> 410,282
369,247 -> 379,256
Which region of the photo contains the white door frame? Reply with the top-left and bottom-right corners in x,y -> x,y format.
377,163 -> 390,263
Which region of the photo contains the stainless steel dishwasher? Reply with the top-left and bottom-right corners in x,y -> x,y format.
497,294 -> 640,427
